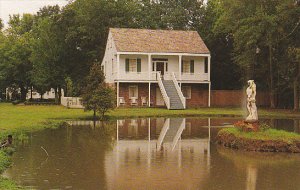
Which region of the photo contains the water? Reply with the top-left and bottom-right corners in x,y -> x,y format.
3,117 -> 300,190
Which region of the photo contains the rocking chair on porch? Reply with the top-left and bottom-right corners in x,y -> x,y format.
119,97 -> 126,106
141,97 -> 148,106
130,97 -> 138,106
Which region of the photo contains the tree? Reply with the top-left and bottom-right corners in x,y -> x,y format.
0,14 -> 34,101
81,64 -> 115,120
30,6 -> 66,103
0,19 -> 3,30
213,0 -> 300,108
196,0 -> 241,89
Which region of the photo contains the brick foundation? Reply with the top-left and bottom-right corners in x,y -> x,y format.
115,82 -> 270,108
117,83 -> 163,107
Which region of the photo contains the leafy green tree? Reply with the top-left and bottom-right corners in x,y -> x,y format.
30,6 -> 66,103
59,0 -> 141,93
0,14 -> 34,101
0,19 -> 3,30
213,0 -> 300,108
81,64 -> 115,120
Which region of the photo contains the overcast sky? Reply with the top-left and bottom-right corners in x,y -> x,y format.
0,0 -> 69,28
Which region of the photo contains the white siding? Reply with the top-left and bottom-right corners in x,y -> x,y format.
101,32 -> 210,83
101,31 -> 117,84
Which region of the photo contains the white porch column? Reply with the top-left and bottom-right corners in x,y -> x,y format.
148,82 -> 151,107
116,82 -> 120,107
116,120 -> 119,142
148,54 -> 152,80
208,82 -> 211,107
117,53 -> 120,80
207,117 -> 211,168
178,55 -> 182,81
148,118 -> 151,142
208,55 -> 211,81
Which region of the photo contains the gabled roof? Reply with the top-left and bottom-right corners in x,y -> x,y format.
110,28 -> 210,54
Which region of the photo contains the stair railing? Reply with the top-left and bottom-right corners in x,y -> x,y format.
171,72 -> 186,109
171,118 -> 186,151
157,118 -> 170,150
157,72 -> 170,109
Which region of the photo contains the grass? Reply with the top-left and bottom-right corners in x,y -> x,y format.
0,151 -> 22,190
0,103 -> 299,132
218,127 -> 300,143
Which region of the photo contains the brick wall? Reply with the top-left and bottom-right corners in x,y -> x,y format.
118,83 -> 159,107
117,82 -> 270,108
211,90 -> 270,107
182,84 -> 209,107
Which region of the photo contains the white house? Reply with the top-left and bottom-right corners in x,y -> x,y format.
101,28 -> 211,109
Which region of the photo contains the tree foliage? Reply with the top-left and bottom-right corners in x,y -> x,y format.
81,64 -> 115,119
0,0 -> 298,108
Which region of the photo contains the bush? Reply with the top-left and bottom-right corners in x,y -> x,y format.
233,120 -> 260,132
11,100 -> 23,105
0,151 -> 11,173
260,123 -> 271,131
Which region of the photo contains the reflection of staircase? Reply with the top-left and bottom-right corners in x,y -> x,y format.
157,118 -> 186,150
162,80 -> 184,110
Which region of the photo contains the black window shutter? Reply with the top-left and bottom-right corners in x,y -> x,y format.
204,57 -> 208,73
137,58 -> 141,72
190,60 -> 194,73
125,58 -> 129,72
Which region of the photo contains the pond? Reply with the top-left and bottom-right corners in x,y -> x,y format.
3,117 -> 300,190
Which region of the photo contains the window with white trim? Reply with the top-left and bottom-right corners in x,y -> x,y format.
182,86 -> 191,99
129,86 -> 138,98
126,58 -> 141,72
129,59 -> 137,72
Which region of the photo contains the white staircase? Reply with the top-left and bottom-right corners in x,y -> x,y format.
157,118 -> 186,151
157,72 -> 186,110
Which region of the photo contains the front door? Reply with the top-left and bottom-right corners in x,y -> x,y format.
156,62 -> 165,76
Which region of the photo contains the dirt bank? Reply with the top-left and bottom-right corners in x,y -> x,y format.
216,131 -> 300,153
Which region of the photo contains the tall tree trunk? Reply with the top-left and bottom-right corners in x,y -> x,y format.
294,119 -> 299,133
58,86 -> 62,104
30,86 -> 33,100
294,62 -> 300,110
20,85 -> 27,101
55,87 -> 58,104
269,45 -> 275,108
93,109 -> 96,121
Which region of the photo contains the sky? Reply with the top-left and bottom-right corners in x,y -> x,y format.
0,0 -> 69,28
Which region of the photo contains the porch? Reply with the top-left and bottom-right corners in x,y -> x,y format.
116,82 -> 211,108
114,53 -> 211,82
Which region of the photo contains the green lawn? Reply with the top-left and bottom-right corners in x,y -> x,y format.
219,127 -> 300,142
0,103 -> 299,133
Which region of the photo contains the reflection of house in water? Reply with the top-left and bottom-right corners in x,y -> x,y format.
105,118 -> 211,190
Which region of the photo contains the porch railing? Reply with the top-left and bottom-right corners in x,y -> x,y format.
116,72 -> 209,81
181,73 -> 209,81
